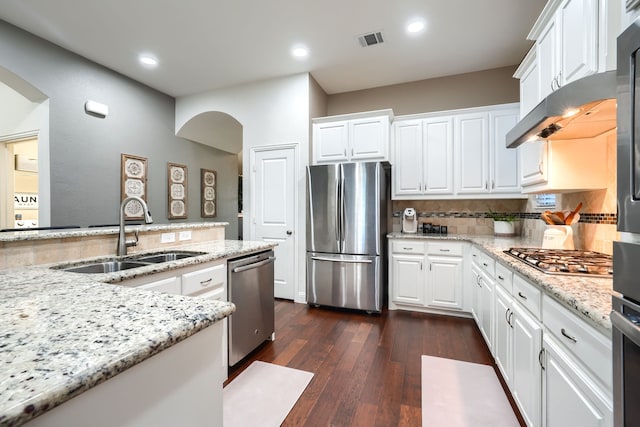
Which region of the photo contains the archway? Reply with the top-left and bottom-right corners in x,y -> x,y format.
177,111 -> 244,238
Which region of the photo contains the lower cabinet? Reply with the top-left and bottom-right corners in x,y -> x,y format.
120,259 -> 229,377
542,334 -> 612,427
389,239 -> 465,314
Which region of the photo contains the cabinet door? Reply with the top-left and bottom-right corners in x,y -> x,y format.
423,117 -> 454,195
426,255 -> 463,310
490,110 -> 521,194
558,0 -> 598,85
470,265 -> 482,324
314,121 -> 349,164
542,335 -> 612,427
349,116 -> 388,161
456,112 -> 490,194
479,272 -> 495,354
393,120 -> 424,196
520,140 -> 548,187
391,253 -> 425,306
512,303 -> 543,427
537,15 -> 558,99
519,48 -> 540,117
137,276 -> 181,294
494,285 -> 513,387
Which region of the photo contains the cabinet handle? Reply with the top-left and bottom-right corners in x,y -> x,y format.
497,275 -> 504,281
472,254 -> 477,258
518,291 -> 527,300
420,262 -> 423,270
492,180 -> 495,189
429,263 -> 432,271
485,181 -> 488,190
200,278 -> 213,287
439,248 -> 450,252
505,308 -> 511,325
560,328 -> 577,343
403,247 -> 413,251
538,348 -> 545,370
483,262 -> 488,267
538,162 -> 544,174
509,311 -> 514,328
351,148 -> 354,157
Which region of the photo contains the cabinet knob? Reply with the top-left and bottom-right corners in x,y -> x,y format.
286,230 -> 293,235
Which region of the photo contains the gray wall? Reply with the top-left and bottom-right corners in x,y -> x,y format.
326,66 -> 520,116
0,20 -> 237,237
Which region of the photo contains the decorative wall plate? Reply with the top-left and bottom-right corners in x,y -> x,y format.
167,162 -> 187,219
121,154 -> 148,220
201,168 -> 217,218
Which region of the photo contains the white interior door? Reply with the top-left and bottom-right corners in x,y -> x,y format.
251,145 -> 296,300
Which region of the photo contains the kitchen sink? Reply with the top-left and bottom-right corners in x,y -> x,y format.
131,251 -> 206,264
58,260 -> 151,274
51,250 -> 207,274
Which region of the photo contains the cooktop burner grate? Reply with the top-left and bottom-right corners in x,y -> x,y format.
503,248 -> 612,277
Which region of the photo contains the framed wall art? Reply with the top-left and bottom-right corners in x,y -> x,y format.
201,168 -> 217,218
167,162 -> 188,219
120,154 -> 148,220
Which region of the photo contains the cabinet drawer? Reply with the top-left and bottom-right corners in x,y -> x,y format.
494,262 -> 513,292
391,240 -> 425,254
136,276 -> 181,294
477,251 -> 495,277
182,263 -> 226,296
542,294 -> 612,390
427,241 -> 464,256
513,274 -> 541,320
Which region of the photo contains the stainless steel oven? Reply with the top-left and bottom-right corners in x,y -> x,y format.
615,16 -> 640,426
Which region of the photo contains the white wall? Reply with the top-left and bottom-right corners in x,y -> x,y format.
176,73 -> 311,303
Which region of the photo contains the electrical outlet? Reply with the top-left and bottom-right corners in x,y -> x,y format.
161,232 -> 176,243
179,230 -> 192,241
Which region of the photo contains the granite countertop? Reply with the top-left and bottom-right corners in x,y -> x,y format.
0,238 -> 274,427
388,232 -> 613,335
0,222 -> 228,243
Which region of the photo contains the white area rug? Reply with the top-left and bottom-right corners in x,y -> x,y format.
421,355 -> 519,427
223,361 -> 314,427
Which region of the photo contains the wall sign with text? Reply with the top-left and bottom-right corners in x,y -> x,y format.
14,193 -> 38,209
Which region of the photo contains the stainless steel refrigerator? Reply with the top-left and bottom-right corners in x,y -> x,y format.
306,161 -> 390,313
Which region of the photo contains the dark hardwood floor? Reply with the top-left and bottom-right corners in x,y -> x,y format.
227,300 -> 525,427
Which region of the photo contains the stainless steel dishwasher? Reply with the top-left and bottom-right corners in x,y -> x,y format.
228,250 -> 275,366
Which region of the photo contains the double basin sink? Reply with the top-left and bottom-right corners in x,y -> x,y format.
51,251 -> 207,274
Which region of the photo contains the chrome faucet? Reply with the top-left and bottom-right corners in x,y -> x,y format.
118,196 -> 153,256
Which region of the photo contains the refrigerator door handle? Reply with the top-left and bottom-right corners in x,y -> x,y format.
311,256 -> 373,264
335,167 -> 342,250
339,163 -> 345,251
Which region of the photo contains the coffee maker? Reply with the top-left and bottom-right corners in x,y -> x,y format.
402,208 -> 417,233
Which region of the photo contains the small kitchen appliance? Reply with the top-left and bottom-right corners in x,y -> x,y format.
542,225 -> 575,250
402,208 -> 417,233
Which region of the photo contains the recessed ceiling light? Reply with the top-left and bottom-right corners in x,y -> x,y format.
139,54 -> 158,67
291,46 -> 309,58
407,19 -> 426,34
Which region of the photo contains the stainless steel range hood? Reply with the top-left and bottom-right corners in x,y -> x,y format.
506,71 -> 617,148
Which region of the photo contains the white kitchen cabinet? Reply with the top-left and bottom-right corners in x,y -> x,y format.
511,301 -> 543,427
542,334 -> 612,427
456,111 -> 490,194
389,239 -> 466,314
490,109 -> 521,194
390,253 -> 425,306
312,110 -> 392,164
537,10 -> 559,99
520,134 -> 608,193
494,284 -> 514,385
392,116 -> 454,197
478,270 -> 495,354
426,245 -> 464,310
393,103 -> 523,200
557,0 -> 599,86
515,47 -> 540,117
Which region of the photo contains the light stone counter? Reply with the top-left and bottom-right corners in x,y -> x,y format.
0,238 -> 275,427
388,232 -> 613,334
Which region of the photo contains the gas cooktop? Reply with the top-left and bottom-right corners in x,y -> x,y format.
503,248 -> 613,278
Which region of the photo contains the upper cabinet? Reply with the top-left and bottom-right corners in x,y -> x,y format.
312,109 -> 393,164
518,0 -> 620,116
393,103 -> 524,200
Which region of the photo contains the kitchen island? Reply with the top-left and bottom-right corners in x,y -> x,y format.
0,224 -> 277,426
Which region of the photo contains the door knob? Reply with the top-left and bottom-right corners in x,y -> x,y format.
286,230 -> 293,235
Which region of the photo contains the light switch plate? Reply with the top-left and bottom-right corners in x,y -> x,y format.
161,232 -> 176,243
179,230 -> 192,241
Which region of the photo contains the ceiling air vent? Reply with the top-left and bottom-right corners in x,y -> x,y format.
357,31 -> 384,47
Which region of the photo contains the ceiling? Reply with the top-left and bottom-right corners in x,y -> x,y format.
0,0 -> 547,98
